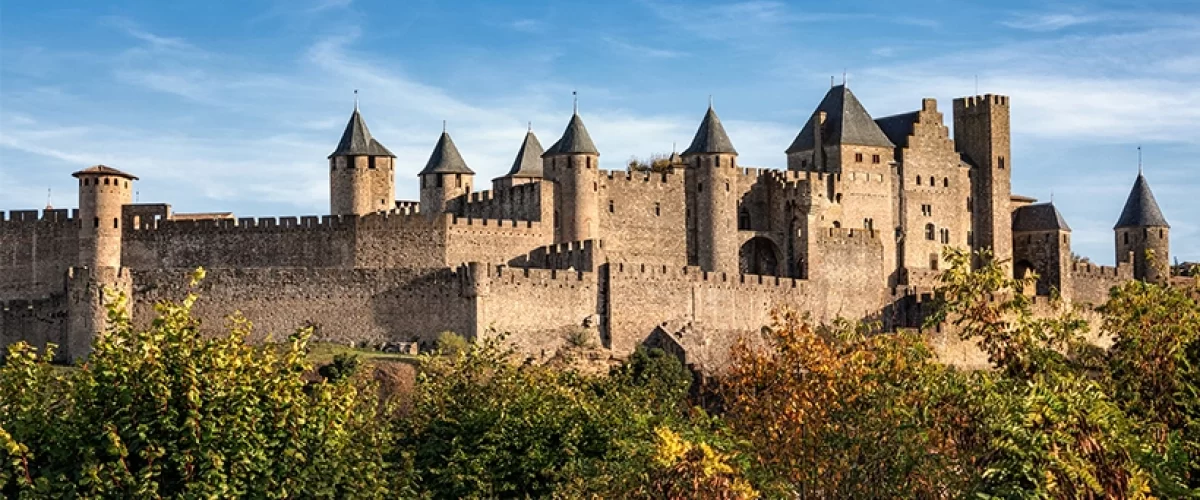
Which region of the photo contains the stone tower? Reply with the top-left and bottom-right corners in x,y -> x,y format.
953,94 -> 1012,269
1114,172 -> 1170,283
69,165 -> 136,361
1012,202 -> 1073,300
494,129 -> 545,191
73,165 -> 135,269
544,112 -> 600,243
683,105 -> 739,273
786,85 -> 897,283
418,130 -> 475,218
329,104 -> 397,216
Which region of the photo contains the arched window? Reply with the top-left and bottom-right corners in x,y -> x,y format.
833,221 -> 841,228
925,223 -> 935,240
738,208 -> 751,230
835,193 -> 843,203
916,176 -> 922,186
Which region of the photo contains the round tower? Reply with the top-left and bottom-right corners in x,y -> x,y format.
544,112 -> 600,243
1114,172 -> 1170,283
329,103 -> 397,216
73,165 -> 136,269
683,105 -> 738,273
418,130 -> 475,218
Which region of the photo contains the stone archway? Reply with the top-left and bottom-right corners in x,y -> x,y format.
740,236 -> 781,276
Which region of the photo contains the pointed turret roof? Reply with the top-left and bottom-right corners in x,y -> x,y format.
419,131 -> 474,175
1114,173 -> 1169,228
786,85 -> 894,153
544,113 -> 598,155
504,130 -> 545,178
682,106 -> 737,155
329,107 -> 395,158
1013,202 -> 1071,232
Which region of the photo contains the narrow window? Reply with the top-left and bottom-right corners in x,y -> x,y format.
1124,232 -> 1129,245
368,156 -> 377,169
104,178 -> 110,186
930,253 -> 939,270
916,176 -> 922,186
872,154 -> 881,164
113,218 -> 119,229
436,175 -> 443,188
608,200 -> 614,213
833,221 -> 841,228
855,153 -> 863,162
698,182 -> 703,193
1159,229 -> 1164,238
943,177 -> 949,187
998,156 -> 1006,169
654,203 -> 661,216
456,174 -> 462,187
835,193 -> 843,203
738,208 -> 751,230
967,197 -> 973,211
725,182 -> 730,192
93,217 -> 99,228
925,223 -> 935,240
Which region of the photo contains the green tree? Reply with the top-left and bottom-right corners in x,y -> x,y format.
0,269 -> 395,498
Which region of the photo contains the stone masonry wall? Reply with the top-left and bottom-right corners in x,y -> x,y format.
131,267 -> 472,347
0,294 -> 67,357
124,216 -> 358,269
0,210 -> 79,300
1069,262 -> 1133,306
599,170 -> 688,267
456,181 -> 552,222
470,264 -> 602,357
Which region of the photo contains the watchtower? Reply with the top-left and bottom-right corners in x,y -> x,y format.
1114,172 -> 1170,283
683,105 -> 739,273
329,103 -> 396,216
1012,202 -> 1073,300
543,111 -> 600,243
418,130 -> 475,218
953,94 -> 1012,269
69,165 -> 136,361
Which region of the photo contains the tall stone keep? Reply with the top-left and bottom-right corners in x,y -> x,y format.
684,105 -> 739,273
953,94 -> 1012,268
544,112 -> 600,243
329,104 -> 397,216
418,130 -> 475,218
69,165 -> 136,361
1114,172 -> 1170,283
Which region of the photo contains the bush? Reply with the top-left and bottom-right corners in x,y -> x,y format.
434,331 -> 469,356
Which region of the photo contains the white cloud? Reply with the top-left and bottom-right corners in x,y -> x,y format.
1001,13 -> 1101,32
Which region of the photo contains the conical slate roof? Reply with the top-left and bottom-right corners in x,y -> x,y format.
544,113 -> 598,155
786,85 -> 894,153
1114,173 -> 1169,228
682,106 -> 737,155
1013,202 -> 1071,232
504,130 -> 545,178
419,132 -> 474,175
329,108 -> 395,158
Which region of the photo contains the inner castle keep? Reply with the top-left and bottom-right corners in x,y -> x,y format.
0,86 -> 1174,367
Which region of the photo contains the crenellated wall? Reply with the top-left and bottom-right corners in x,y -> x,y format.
131,267 -> 473,347
123,215 -> 360,269
509,239 -> 606,272
456,181 -> 552,222
0,294 -> 68,357
1069,261 -> 1133,305
0,209 -> 80,299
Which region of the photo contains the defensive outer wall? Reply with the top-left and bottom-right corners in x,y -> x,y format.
0,87 -> 1177,370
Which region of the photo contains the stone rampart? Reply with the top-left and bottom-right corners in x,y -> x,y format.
598,170 -> 688,267
0,209 -> 80,299
0,294 -> 68,357
457,181 -> 549,222
1070,261 -> 1133,305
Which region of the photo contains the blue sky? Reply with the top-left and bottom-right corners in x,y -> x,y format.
1,0 -> 1197,264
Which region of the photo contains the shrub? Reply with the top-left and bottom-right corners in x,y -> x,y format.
434,331 -> 469,356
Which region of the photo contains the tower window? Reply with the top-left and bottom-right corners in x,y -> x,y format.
1160,229 -> 1164,238
930,253 -> 939,270
916,176 -> 922,186
113,218 -> 119,229
104,178 -> 110,186
925,223 -> 935,240
943,177 -> 949,187
998,156 -> 1006,169
941,228 -> 950,244
855,153 -> 863,162
608,200 -> 614,213
833,221 -> 841,228
698,182 -> 703,193
654,203 -> 661,217
967,197 -> 973,211
864,218 -> 874,231
93,217 -> 99,228
436,176 -> 443,188
921,204 -> 932,217
368,156 -> 377,169
872,154 -> 880,164
456,174 -> 462,187
1124,232 -> 1129,245
738,208 -> 750,230
835,193 -> 843,203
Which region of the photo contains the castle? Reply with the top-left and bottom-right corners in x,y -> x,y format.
0,85 -> 1174,368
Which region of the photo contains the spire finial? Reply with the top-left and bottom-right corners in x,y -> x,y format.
672,141 -> 677,154
573,90 -> 578,114
1138,145 -> 1143,174
708,94 -> 713,109
528,121 -> 532,132
442,120 -> 447,133
842,69 -> 847,86
353,89 -> 359,111
46,188 -> 52,210
830,75 -> 834,88
1050,189 -> 1054,203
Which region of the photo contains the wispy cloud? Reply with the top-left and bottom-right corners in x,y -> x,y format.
601,37 -> 686,59
1001,12 -> 1101,32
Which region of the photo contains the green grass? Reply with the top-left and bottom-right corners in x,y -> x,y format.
306,342 -> 421,367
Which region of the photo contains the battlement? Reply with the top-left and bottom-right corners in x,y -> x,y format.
446,215 -> 542,231
0,208 -> 77,225
130,213 -> 364,232
602,169 -> 682,184
1071,261 -> 1131,279
456,181 -> 547,222
393,200 -> 420,215
510,239 -> 604,272
815,227 -> 881,245
607,262 -> 807,291
954,94 -> 1009,110
736,166 -> 777,179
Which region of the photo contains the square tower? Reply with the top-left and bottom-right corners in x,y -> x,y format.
953,94 -> 1012,269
